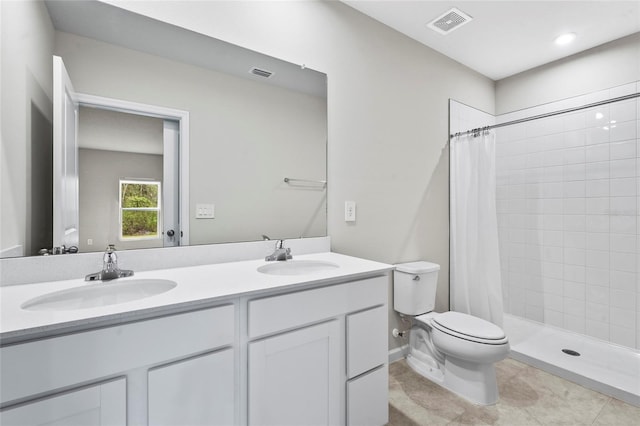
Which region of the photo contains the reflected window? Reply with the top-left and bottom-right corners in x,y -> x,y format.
119,180 -> 161,240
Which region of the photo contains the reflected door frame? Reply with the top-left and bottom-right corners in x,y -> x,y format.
53,56 -> 80,251
76,93 -> 190,247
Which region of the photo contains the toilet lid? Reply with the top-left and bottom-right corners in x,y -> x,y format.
431,311 -> 506,341
395,261 -> 440,274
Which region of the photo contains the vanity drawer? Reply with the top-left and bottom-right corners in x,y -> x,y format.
346,305 -> 387,378
347,364 -> 388,426
248,275 -> 387,339
0,304 -> 234,405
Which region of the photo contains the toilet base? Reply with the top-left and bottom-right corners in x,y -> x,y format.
404,313 -> 507,406
405,352 -> 499,406
406,353 -> 444,384
442,357 -> 499,405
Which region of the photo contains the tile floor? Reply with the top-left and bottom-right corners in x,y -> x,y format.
388,358 -> 640,425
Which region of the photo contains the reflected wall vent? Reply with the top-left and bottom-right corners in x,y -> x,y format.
249,67 -> 274,78
427,8 -> 473,35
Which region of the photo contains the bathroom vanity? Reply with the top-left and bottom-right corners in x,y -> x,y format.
0,252 -> 392,425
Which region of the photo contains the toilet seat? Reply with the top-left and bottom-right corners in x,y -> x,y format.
417,311 -> 508,345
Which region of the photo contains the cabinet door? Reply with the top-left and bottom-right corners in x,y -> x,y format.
249,320 -> 341,426
148,347 -> 235,426
0,378 -> 125,426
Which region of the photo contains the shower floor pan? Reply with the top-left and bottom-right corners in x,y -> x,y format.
503,314 -> 640,407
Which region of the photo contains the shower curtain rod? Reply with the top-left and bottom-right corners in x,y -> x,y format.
450,92 -> 640,139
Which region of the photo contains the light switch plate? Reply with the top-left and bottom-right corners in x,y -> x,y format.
196,203 -> 215,219
345,201 -> 356,222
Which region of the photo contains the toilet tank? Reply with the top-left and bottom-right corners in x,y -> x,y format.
393,261 -> 440,315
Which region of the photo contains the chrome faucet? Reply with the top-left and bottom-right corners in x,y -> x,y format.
265,239 -> 292,261
85,245 -> 134,281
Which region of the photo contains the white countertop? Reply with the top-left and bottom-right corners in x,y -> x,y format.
1,252 -> 392,344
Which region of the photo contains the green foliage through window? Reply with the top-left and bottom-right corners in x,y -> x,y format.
120,181 -> 161,239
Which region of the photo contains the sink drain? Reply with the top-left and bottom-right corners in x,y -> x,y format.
562,349 -> 580,356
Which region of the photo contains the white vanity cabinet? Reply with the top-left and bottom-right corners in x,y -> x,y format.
247,275 -> 389,426
0,305 -> 236,426
1,262 -> 391,426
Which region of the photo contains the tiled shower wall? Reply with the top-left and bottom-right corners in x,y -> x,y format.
495,82 -> 640,350
449,100 -> 495,136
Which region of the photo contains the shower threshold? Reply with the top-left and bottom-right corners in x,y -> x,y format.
503,314 -> 640,407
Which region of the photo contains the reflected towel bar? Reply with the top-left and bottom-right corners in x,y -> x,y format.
284,177 -> 327,187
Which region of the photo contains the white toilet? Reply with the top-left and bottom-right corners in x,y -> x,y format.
394,261 -> 510,405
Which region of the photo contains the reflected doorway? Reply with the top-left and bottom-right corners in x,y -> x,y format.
53,56 -> 189,254
77,107 -> 180,252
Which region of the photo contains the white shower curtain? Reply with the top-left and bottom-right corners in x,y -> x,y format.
450,130 -> 504,326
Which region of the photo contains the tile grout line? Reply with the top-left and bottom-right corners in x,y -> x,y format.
590,397 -> 613,425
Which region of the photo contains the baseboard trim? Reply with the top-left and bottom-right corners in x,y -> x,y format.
389,344 -> 408,364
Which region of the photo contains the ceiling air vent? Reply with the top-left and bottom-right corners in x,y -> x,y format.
249,67 -> 274,78
427,8 -> 473,35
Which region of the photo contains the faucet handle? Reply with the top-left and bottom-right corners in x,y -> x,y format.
103,245 -> 118,265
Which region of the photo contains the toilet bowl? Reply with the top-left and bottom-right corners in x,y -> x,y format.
394,262 -> 510,405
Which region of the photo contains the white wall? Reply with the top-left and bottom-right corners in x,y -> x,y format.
0,0 -> 54,256
102,0 -> 495,351
79,148 -> 164,253
496,33 -> 640,114
78,106 -> 163,155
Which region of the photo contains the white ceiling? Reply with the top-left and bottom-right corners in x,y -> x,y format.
342,1 -> 640,80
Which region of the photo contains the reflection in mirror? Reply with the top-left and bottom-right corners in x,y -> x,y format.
30,103 -> 54,255
78,107 -> 170,253
0,0 -> 327,258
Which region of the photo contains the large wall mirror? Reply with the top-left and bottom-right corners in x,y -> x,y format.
1,0 -> 327,258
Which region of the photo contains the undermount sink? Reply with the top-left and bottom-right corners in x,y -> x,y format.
21,279 -> 177,311
257,260 -> 339,276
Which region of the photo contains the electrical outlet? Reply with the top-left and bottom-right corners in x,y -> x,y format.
345,201 -> 356,222
196,203 -> 215,219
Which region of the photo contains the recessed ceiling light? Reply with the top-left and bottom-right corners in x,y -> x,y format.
554,32 -> 576,46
